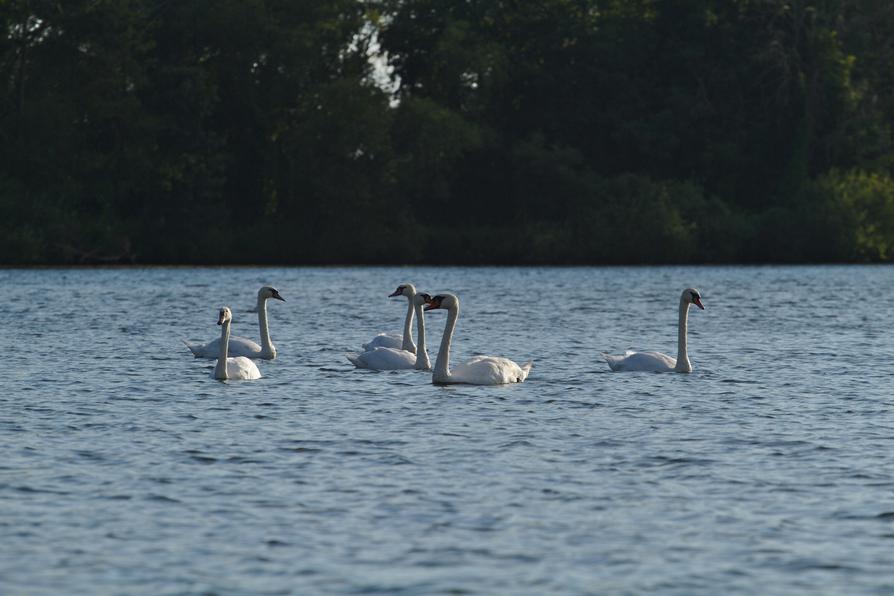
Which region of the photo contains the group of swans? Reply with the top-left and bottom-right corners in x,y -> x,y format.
184,286 -> 285,380
347,284 -> 432,371
361,284 -> 420,353
348,284 -> 705,380
347,283 -> 533,385
185,282 -> 705,383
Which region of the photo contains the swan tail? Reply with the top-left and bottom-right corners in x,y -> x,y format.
518,360 -> 533,382
183,340 -> 201,357
602,352 -> 622,371
345,352 -> 365,368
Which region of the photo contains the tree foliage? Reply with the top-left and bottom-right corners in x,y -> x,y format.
0,0 -> 893,263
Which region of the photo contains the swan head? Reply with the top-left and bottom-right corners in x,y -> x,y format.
217,306 -> 233,325
414,292 -> 432,307
388,283 -> 417,299
259,286 -> 285,302
682,288 -> 704,310
424,293 -> 458,312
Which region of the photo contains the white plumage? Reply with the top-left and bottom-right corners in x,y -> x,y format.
211,307 -> 261,381
425,293 -> 532,385
347,346 -> 417,370
186,286 -> 284,359
447,355 -> 533,385
348,293 -> 433,371
361,283 -> 418,354
603,288 -> 705,373
362,333 -> 403,352
603,350 -> 677,373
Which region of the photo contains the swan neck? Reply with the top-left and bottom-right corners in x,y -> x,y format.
675,300 -> 691,372
214,320 -> 230,379
401,294 -> 417,353
414,301 -> 431,370
433,305 -> 458,383
257,296 -> 275,357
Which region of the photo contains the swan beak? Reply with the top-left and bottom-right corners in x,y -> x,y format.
423,303 -> 436,311
388,288 -> 403,297
272,291 -> 285,302
694,297 -> 705,310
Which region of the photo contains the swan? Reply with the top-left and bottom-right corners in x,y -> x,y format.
361,283 -> 419,354
424,293 -> 532,385
347,293 -> 433,370
212,307 -> 262,380
185,286 -> 284,359
603,288 -> 705,373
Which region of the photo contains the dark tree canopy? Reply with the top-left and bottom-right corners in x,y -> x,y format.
2,0 -> 894,264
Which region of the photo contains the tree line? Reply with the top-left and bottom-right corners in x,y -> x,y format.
2,0 -> 894,264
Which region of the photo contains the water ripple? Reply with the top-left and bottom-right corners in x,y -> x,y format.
1,265 -> 893,594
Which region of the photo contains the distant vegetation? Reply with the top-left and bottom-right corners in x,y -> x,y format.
2,1 -> 894,264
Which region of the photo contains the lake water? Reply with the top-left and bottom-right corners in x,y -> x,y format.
1,265 -> 893,594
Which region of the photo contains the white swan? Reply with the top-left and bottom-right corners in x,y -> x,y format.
425,293 -> 532,385
347,293 -> 433,370
212,307 -> 262,380
185,286 -> 284,359
603,288 -> 705,373
362,283 -> 418,353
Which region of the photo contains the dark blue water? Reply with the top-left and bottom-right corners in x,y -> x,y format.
2,266 -> 893,594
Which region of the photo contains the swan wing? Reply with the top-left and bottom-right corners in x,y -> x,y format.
603,351 -> 675,372
362,333 -> 403,351
186,336 -> 262,359
229,356 -> 262,379
451,356 -> 532,385
346,347 -> 416,370
226,337 -> 264,358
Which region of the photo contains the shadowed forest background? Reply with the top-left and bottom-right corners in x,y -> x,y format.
3,0 -> 894,264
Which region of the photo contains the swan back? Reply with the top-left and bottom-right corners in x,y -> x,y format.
603,351 -> 675,372
363,333 -> 403,351
213,356 -> 262,380
450,357 -> 532,384
186,336 -> 262,358
346,347 -> 416,370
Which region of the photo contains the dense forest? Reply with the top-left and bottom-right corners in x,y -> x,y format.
2,0 -> 894,264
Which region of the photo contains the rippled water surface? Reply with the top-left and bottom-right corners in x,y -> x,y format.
2,266 -> 894,594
